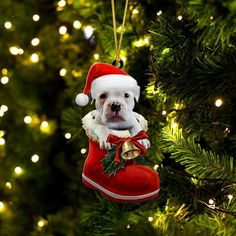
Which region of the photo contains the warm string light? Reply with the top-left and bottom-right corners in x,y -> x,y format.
59,26 -> 67,35
162,110 -> 167,115
208,199 -> 214,204
83,25 -> 94,39
59,68 -> 67,76
225,127 -> 230,134
24,114 -> 41,126
31,38 -> 40,46
17,48 -> 24,55
80,148 -> 87,154
215,98 -> 223,107
30,53 -> 39,63
14,166 -> 23,175
208,198 -> 215,209
9,46 -> 24,55
24,115 -> 32,124
41,121 -> 49,128
73,20 -> 82,29
64,133 -> 71,139
148,216 -> 154,222
62,33 -> 70,40
0,201 -> 5,213
133,37 -> 150,47
0,130 -> 4,137
132,9 -> 139,15
31,154 -> 39,163
0,134 -> 5,158
4,21 -> 12,29
58,0 -> 66,7
0,105 -> 8,117
154,164 -> 159,170
0,138 -> 5,145
71,70 -> 81,77
156,10 -> 162,16
177,15 -> 183,21
40,121 -> 50,133
38,220 -> 45,227
1,105 -> 8,112
93,53 -> 100,60
9,46 -> 19,55
228,194 -> 233,201
40,119 -> 56,135
37,218 -> 48,229
32,14 -> 40,22
2,68 -> 8,75
1,76 -> 9,84
5,182 -> 12,189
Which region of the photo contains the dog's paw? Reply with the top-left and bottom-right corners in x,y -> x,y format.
139,139 -> 151,149
99,139 -> 112,150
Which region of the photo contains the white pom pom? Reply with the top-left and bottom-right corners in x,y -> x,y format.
75,93 -> 89,106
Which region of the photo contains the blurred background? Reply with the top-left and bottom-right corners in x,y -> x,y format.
0,0 -> 236,235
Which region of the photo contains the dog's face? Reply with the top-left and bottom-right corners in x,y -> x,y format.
95,88 -> 138,130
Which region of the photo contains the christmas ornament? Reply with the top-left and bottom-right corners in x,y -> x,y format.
75,0 -> 159,203
76,63 -> 160,203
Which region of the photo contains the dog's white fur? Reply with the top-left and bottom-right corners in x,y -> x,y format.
82,87 -> 150,150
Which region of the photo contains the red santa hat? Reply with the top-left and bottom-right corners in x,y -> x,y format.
75,63 -> 140,106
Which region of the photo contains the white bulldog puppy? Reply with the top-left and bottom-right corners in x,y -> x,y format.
76,63 -> 150,150
90,84 -> 150,150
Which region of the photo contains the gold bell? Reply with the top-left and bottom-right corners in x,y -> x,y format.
121,141 -> 141,160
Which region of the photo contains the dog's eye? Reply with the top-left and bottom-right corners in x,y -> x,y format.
124,93 -> 129,98
99,93 -> 107,99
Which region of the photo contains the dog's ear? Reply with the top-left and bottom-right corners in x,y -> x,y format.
133,86 -> 140,102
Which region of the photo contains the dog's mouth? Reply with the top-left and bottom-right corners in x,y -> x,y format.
110,112 -> 125,121
106,111 -> 125,122
102,109 -> 133,130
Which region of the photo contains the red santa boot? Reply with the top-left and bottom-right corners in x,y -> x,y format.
81,111 -> 160,203
82,140 -> 160,202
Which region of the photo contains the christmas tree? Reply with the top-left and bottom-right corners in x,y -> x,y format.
0,0 -> 235,235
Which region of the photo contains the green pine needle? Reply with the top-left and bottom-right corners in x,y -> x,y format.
160,126 -> 236,181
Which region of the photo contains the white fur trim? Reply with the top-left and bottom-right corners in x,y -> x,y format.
82,110 -> 148,142
82,110 -> 98,143
91,74 -> 138,99
82,172 -> 160,200
75,93 -> 89,106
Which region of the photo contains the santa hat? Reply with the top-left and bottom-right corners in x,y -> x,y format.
75,63 -> 140,106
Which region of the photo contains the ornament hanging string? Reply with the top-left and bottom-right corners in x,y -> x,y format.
111,0 -> 129,68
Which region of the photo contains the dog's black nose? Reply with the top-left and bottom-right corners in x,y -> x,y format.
111,102 -> 121,112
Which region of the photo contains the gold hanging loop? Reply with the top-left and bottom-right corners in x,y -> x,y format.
111,0 -> 129,67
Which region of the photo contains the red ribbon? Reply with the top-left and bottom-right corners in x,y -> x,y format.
106,130 -> 149,163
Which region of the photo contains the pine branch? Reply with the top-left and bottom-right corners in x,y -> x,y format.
160,126 -> 236,182
199,200 -> 236,216
179,0 -> 236,48
61,107 -> 85,140
184,212 -> 236,235
150,14 -> 236,104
